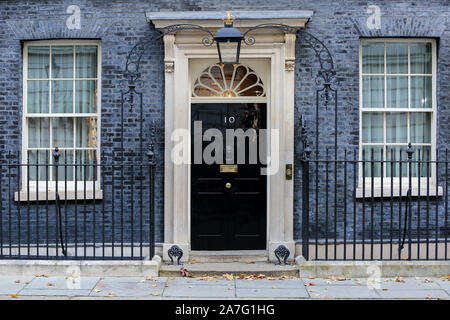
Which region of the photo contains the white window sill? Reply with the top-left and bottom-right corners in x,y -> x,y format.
355,186 -> 443,199
14,189 -> 103,202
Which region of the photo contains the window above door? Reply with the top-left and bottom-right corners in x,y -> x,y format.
192,63 -> 265,98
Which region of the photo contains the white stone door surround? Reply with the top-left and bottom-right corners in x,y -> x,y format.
147,10 -> 313,262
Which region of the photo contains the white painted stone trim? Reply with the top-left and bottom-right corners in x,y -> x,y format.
157,18 -> 302,263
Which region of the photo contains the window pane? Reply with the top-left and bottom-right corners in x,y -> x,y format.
411,146 -> 431,178
76,150 -> 97,181
362,76 -> 384,108
28,150 -> 49,181
410,43 -> 432,74
28,46 -> 49,79
362,147 -> 382,178
386,43 -> 408,74
362,42 -> 384,74
386,112 -> 407,143
52,46 -> 73,78
52,118 -> 73,148
410,76 -> 432,108
27,80 -> 49,113
362,113 -> 383,143
75,80 -> 97,113
52,80 -> 73,113
386,146 -> 408,177
76,46 -> 97,78
76,117 -> 97,148
28,118 -> 50,148
52,150 -> 74,182
410,112 -> 431,143
386,76 -> 408,108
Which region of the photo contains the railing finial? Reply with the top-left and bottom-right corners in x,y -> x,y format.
53,147 -> 60,163
406,142 -> 414,160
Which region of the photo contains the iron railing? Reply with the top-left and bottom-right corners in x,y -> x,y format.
0,148 -> 156,260
301,146 -> 449,261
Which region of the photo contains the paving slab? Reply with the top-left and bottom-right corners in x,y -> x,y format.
163,285 -> 235,298
236,278 -> 303,289
236,288 -> 309,298
0,276 -> 35,294
375,289 -> 449,299
24,276 -> 100,290
302,277 -> 367,286
90,280 -> 166,297
436,279 -> 450,293
18,289 -> 92,296
376,277 -> 442,290
0,295 -> 71,300
100,276 -> 167,283
305,285 -> 380,299
168,277 -> 232,286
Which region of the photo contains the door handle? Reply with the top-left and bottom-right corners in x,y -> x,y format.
225,182 -> 231,189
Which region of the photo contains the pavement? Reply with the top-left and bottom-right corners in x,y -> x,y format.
0,274 -> 449,300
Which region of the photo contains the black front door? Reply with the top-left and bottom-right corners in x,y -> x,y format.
191,103 -> 267,250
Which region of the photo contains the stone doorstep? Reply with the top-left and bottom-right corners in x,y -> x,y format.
189,250 -> 269,263
160,262 -> 299,277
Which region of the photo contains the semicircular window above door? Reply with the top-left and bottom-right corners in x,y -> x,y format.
192,63 -> 265,97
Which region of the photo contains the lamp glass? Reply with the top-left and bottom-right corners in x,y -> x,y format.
218,40 -> 239,64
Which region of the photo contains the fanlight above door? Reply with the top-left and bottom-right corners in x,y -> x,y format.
193,63 -> 265,97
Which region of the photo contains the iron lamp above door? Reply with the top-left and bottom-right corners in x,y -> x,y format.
214,12 -> 244,64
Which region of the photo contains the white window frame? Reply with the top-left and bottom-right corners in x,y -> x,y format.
357,38 -> 440,197
18,40 -> 102,200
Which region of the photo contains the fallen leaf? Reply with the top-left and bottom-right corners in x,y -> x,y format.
93,289 -> 101,293
305,282 -> 315,287
108,292 -> 115,298
151,293 -> 161,296
222,274 -> 234,281
423,279 -> 434,283
189,259 -> 197,264
146,276 -> 156,281
267,277 -> 277,280
239,274 -> 247,279
14,280 -> 20,284
247,261 -> 255,264
308,276 -> 316,279
355,281 -> 363,285
394,277 -> 405,283
10,294 -> 19,299
382,288 -> 388,291
180,267 -> 189,277
47,282 -> 55,287
152,284 -> 157,287
325,295 -> 331,299
330,276 -> 347,281
426,295 -> 433,299
25,281 -> 30,285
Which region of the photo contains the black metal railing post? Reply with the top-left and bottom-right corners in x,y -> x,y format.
147,143 -> 155,260
406,143 -> 414,260
301,146 -> 312,260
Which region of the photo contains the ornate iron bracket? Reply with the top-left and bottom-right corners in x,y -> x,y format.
168,245 -> 183,265
274,245 -> 290,265
299,115 -> 312,162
